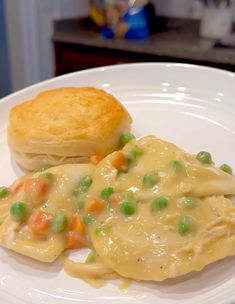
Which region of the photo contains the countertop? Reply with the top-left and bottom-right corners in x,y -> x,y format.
53,17 -> 235,68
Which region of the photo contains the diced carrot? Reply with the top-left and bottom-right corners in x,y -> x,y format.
111,151 -> 126,171
28,211 -> 50,234
66,231 -> 84,249
69,215 -> 85,236
11,178 -> 25,194
85,197 -> 105,214
90,155 -> 103,165
109,193 -> 121,207
24,177 -> 48,202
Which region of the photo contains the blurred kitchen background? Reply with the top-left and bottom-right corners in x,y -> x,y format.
1,0 -> 235,98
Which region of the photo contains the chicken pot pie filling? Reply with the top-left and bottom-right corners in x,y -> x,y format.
1,136 -> 235,283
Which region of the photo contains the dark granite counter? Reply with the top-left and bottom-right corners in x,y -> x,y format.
53,17 -> 235,72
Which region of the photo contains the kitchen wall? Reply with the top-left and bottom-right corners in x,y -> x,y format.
53,0 -> 88,19
153,0 -> 202,18
153,0 -> 235,20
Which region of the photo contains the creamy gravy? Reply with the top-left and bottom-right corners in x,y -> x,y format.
1,136 -> 235,284
0,164 -> 94,262
86,136 -> 235,281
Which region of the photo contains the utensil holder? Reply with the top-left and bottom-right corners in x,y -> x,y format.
199,5 -> 232,39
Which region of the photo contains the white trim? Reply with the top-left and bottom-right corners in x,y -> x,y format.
4,0 -> 42,91
4,0 -> 89,92
4,0 -> 56,92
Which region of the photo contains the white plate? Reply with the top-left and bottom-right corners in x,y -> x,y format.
1,63 -> 235,304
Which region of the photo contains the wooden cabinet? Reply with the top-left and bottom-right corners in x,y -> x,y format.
54,42 -> 137,75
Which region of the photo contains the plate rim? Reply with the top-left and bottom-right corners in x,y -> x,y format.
1,62 -> 234,103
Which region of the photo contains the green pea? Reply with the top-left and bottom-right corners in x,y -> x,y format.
83,214 -> 96,225
142,173 -> 158,188
37,166 -> 48,172
182,197 -> 197,209
178,216 -> 195,235
120,133 -> 135,145
101,187 -> 114,200
131,145 -> 144,157
73,190 -> 86,210
119,201 -> 135,216
124,146 -> 143,167
73,186 -> 86,197
51,214 -> 68,232
78,197 -> 87,210
196,151 -> 212,164
95,225 -> 111,235
40,171 -> 54,181
122,190 -> 134,201
79,175 -> 93,189
219,163 -> 233,175
170,160 -> 183,172
152,197 -> 168,211
0,186 -> 9,199
85,250 -> 96,263
125,151 -> 136,165
10,201 -> 27,221
73,177 -> 92,197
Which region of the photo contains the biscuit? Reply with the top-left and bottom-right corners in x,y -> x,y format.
8,87 -> 132,170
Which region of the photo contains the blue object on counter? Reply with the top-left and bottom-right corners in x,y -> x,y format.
123,6 -> 149,39
102,26 -> 115,39
102,4 -> 149,39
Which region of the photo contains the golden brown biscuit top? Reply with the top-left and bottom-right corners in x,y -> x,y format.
8,87 -> 132,142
